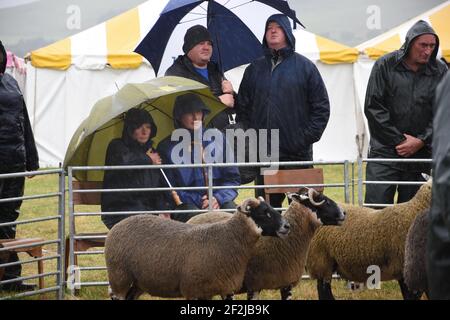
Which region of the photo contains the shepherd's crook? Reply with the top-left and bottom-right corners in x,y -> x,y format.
160,168 -> 182,206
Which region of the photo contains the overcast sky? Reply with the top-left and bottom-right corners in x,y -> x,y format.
0,0 -> 446,57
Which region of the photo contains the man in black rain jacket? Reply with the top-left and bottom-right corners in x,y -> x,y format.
165,25 -> 236,131
427,72 -> 450,299
364,20 -> 447,206
0,40 -> 39,291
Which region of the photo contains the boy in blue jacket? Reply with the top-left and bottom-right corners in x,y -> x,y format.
159,93 -> 240,222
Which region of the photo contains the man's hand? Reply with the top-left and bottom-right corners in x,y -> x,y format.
201,195 -> 220,209
147,149 -> 162,164
219,93 -> 234,108
221,79 -> 234,94
395,134 -> 425,157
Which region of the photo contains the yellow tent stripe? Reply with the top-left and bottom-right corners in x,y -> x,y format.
106,7 -> 142,69
430,4 -> 450,61
365,34 -> 401,60
30,38 -> 71,70
316,36 -> 358,64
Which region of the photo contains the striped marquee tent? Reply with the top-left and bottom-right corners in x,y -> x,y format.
25,0 -> 360,167
357,1 -> 450,61
30,1 -> 358,71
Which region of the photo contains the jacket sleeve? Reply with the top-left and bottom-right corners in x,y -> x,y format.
363,61 -> 405,146
236,65 -> 255,129
416,120 -> 433,146
23,99 -> 39,171
213,166 -> 240,206
303,64 -> 330,144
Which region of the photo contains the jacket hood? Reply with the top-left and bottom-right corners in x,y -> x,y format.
122,108 -> 157,149
398,20 -> 440,63
173,93 -> 211,129
0,41 -> 6,75
262,14 -> 295,55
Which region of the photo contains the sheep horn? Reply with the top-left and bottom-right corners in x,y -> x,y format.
308,188 -> 325,206
238,197 -> 261,213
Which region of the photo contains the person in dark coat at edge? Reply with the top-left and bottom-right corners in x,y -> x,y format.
158,93 -> 240,222
427,72 -> 450,300
364,20 -> 447,207
236,14 -> 330,209
101,108 -> 173,230
0,41 -> 39,292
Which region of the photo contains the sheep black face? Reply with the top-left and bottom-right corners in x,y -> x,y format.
238,197 -> 290,237
288,188 -> 346,226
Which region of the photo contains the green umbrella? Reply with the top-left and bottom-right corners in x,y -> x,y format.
63,76 -> 226,182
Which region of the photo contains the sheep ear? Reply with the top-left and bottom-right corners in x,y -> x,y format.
257,196 -> 265,202
421,173 -> 431,181
237,198 -> 260,215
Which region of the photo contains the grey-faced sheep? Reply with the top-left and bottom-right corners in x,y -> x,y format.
104,197 -> 290,300
188,187 -> 346,300
403,208 -> 429,298
306,179 -> 432,300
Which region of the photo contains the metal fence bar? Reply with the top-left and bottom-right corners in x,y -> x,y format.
57,168 -> 66,300
358,156 -> 363,206
0,192 -> 61,204
74,250 -> 104,255
344,160 -> 350,203
0,286 -> 61,300
0,216 -> 61,227
78,266 -> 107,271
363,158 -> 432,163
0,255 -> 60,268
365,180 -> 426,186
0,240 -> 60,253
0,169 -> 62,179
0,272 -> 59,285
70,160 -> 348,171
207,165 -> 213,210
67,167 -> 76,296
74,281 -> 109,287
72,183 -> 345,194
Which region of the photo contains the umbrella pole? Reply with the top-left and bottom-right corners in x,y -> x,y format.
207,0 -> 223,73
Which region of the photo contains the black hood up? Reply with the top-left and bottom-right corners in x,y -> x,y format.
262,14 -> 295,58
0,41 -> 7,74
122,108 -> 157,148
398,20 -> 440,65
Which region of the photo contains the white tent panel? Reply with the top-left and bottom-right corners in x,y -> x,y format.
313,63 -> 358,161
26,64 -> 155,167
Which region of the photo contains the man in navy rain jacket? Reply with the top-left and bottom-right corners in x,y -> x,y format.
237,14 -> 330,208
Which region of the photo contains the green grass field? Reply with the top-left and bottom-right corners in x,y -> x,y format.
3,164 -> 404,300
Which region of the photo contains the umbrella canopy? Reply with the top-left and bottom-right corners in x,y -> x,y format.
135,0 -> 302,75
63,76 -> 226,182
